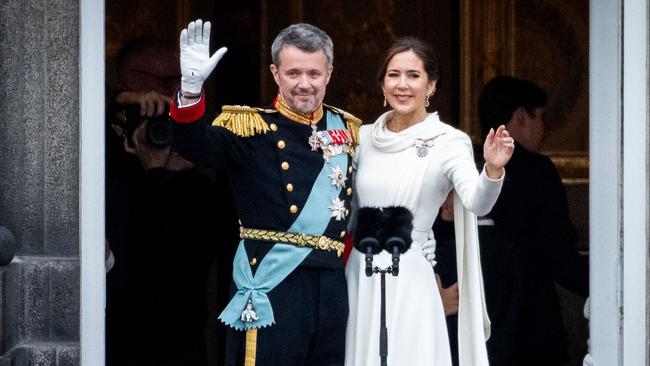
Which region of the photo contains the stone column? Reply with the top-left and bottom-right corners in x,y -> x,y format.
0,0 -> 81,364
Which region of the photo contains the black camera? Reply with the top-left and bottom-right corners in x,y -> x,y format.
123,104 -> 172,148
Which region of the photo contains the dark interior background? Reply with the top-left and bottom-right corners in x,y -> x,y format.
106,0 -> 460,125
105,1 -> 588,365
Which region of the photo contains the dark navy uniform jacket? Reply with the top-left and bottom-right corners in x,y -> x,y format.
170,95 -> 360,270
488,142 -> 589,365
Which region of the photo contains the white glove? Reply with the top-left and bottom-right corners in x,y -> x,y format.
179,19 -> 228,94
422,237 -> 437,268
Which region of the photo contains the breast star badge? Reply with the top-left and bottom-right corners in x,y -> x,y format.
329,197 -> 347,221
328,166 -> 347,188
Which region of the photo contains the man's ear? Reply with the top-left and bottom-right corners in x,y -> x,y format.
269,64 -> 280,85
514,106 -> 529,126
325,64 -> 333,85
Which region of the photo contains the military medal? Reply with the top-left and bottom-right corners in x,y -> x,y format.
309,130 -> 352,161
240,297 -> 259,323
308,124 -> 321,151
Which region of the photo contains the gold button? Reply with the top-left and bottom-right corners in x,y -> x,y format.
290,205 -> 298,214
277,140 -> 286,149
286,183 -> 294,192
270,123 -> 278,131
348,166 -> 353,173
281,162 -> 289,170
340,230 -> 346,238
250,257 -> 257,265
346,187 -> 352,196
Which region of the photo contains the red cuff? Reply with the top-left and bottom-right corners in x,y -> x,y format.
343,233 -> 353,265
170,89 -> 206,123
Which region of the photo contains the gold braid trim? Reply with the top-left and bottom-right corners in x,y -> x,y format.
244,328 -> 257,366
241,228 -> 345,257
324,104 -> 362,147
212,105 -> 271,137
275,95 -> 324,126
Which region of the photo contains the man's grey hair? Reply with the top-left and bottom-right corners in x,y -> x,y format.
271,23 -> 334,67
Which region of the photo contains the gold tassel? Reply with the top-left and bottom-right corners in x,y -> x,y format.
244,328 -> 258,366
346,119 -> 361,147
212,106 -> 270,137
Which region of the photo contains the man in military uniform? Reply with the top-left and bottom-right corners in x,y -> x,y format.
170,19 -> 360,366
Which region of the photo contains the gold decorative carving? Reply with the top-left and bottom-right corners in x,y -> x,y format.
459,0 -> 515,139
546,152 -> 589,185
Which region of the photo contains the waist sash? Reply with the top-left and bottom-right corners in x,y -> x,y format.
219,111 -> 348,330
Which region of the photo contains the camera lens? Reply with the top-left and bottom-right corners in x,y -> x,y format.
146,117 -> 171,147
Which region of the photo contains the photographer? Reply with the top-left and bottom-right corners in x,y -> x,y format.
105,40 -> 239,366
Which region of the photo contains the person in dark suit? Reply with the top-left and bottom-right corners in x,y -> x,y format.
105,41 -> 240,366
477,75 -> 589,365
434,189 -> 525,366
106,109 -> 239,366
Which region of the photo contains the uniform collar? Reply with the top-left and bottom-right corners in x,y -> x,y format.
274,94 -> 324,126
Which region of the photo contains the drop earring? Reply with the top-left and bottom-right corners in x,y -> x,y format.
383,96 -> 387,107
425,94 -> 430,108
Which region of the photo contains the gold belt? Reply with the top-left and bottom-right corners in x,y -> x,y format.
240,228 -> 345,257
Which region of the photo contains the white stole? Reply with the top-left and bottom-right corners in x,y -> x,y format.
453,192 -> 491,366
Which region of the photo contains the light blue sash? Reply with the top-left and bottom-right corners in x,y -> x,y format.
219,111 -> 348,330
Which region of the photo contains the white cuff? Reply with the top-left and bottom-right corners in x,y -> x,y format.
482,163 -> 506,182
176,91 -> 202,108
105,251 -> 115,273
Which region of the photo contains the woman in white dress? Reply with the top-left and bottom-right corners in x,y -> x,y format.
345,37 -> 515,366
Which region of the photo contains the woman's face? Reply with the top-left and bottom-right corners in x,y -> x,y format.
382,50 -> 436,119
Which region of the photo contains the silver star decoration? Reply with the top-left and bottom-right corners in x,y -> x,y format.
329,197 -> 347,221
328,166 -> 347,188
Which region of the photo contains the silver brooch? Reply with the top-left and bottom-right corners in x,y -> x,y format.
414,138 -> 436,158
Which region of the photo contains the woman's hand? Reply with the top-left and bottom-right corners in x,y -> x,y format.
483,125 -> 515,179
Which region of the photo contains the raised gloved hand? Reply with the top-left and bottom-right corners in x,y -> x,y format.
179,19 -> 228,94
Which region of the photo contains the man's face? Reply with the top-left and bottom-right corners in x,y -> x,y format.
518,107 -> 545,153
270,45 -> 332,113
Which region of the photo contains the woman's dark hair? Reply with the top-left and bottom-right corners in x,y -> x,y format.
376,37 -> 439,86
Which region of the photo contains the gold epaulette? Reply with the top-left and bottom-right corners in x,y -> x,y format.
325,104 -> 362,146
212,105 -> 276,137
